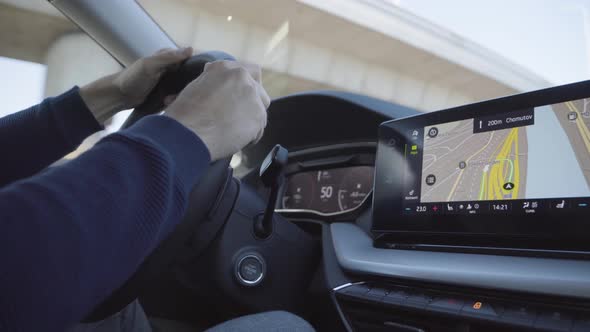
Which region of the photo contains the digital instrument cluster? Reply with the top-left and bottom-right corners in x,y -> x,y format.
280,166 -> 374,215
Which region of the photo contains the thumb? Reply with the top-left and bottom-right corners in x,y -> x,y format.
146,47 -> 193,73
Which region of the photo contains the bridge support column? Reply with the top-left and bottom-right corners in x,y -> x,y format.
44,33 -> 121,98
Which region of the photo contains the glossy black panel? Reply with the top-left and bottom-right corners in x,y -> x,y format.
281,166 -> 374,214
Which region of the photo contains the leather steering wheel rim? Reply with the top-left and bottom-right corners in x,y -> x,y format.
84,51 -> 235,322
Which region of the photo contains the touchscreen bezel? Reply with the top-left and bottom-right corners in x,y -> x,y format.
372,79 -> 590,242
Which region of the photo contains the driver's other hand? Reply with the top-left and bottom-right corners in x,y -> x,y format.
80,47 -> 193,123
114,47 -> 193,108
164,60 -> 270,161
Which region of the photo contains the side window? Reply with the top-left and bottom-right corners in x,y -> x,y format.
0,57 -> 46,117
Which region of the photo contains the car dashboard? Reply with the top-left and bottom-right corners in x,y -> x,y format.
237,87 -> 590,332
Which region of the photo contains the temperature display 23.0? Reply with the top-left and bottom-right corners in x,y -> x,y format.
281,166 -> 374,214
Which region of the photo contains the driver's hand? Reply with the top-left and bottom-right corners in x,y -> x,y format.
80,47 -> 193,123
164,60 -> 270,161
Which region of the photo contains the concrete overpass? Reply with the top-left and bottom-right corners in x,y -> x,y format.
0,0 -> 550,112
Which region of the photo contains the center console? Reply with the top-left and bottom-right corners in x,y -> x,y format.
331,80 -> 590,332
336,281 -> 590,332
331,222 -> 590,332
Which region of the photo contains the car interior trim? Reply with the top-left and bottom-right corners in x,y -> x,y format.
331,222 -> 590,299
275,190 -> 373,217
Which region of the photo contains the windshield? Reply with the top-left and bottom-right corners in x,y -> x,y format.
137,0 -> 589,112
1,0 -> 588,117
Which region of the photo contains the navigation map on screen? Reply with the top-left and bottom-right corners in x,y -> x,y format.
420,98 -> 590,203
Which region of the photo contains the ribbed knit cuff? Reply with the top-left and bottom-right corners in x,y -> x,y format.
117,115 -> 212,188
48,86 -> 103,150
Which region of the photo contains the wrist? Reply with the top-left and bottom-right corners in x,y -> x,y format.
79,74 -> 126,123
163,111 -> 219,161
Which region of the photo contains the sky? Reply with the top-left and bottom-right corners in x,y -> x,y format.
394,0 -> 590,85
1,0 -> 589,116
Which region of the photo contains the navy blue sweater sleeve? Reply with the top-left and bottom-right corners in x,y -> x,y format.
0,87 -> 102,187
0,115 -> 211,332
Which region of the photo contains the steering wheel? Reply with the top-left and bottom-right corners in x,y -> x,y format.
84,51 -> 235,321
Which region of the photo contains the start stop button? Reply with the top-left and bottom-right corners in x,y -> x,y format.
235,253 -> 266,286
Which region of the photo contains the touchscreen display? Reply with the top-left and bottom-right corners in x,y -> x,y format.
372,83 -> 590,238
402,99 -> 590,214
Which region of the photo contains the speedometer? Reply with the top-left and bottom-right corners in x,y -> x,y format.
280,166 -> 374,215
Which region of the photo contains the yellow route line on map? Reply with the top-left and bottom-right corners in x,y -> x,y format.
488,128 -> 517,199
565,101 -> 590,156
